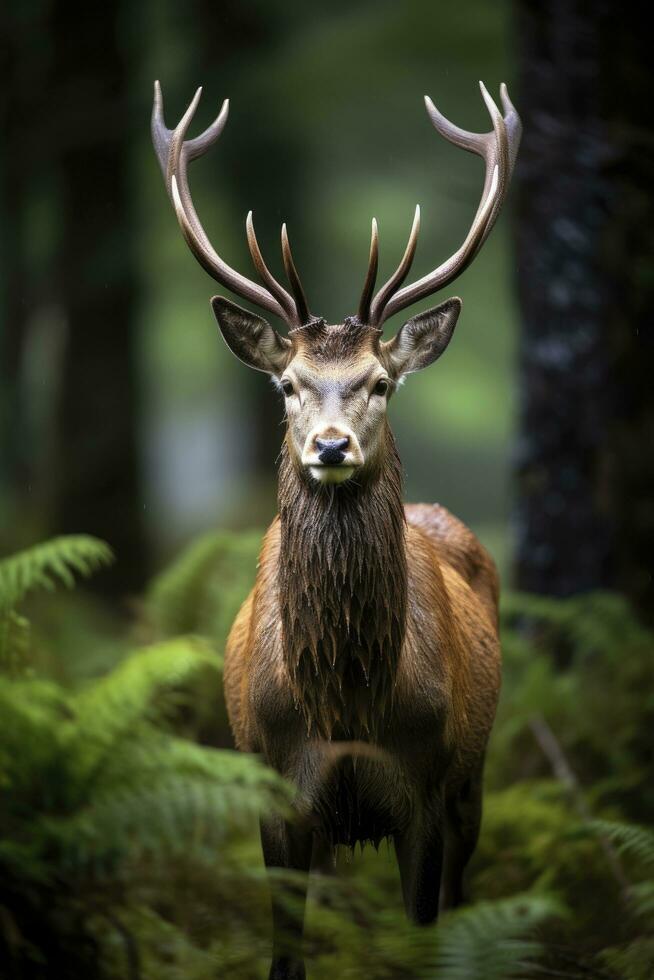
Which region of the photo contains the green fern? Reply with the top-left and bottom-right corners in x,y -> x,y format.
54,765 -> 289,874
500,590 -> 654,674
73,637 -> 219,748
0,635 -> 291,860
587,820 -> 654,867
3,528 -> 651,978
0,609 -> 31,677
0,535 -> 114,676
0,634 -> 292,978
0,535 -> 114,611
0,533 -> 293,979
599,936 -> 654,980
430,894 -> 561,980
494,590 -> 654,818
146,528 -> 261,646
590,823 -> 654,980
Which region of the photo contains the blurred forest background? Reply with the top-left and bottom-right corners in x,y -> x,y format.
1,1 -> 653,978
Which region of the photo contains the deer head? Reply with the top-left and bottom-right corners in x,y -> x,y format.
152,81 -> 521,486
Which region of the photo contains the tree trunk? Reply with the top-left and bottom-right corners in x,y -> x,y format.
49,0 -> 147,595
512,1 -> 654,617
0,3 -> 52,543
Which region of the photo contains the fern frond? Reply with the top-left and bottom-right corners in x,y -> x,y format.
72,637 -> 219,761
599,936 -> 654,980
431,894 -> 562,980
0,676 -> 72,797
146,528 -> 261,643
629,882 -> 654,920
501,590 -> 652,663
0,535 -> 114,611
0,609 -> 31,676
99,732 -> 293,800
588,820 -> 654,867
50,761 -> 291,874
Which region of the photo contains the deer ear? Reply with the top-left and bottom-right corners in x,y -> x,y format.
381,298 -> 462,378
211,296 -> 292,375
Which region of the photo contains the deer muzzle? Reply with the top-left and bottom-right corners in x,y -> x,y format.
302,426 -> 364,483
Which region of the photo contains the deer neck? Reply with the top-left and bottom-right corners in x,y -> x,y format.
277,432 -> 407,739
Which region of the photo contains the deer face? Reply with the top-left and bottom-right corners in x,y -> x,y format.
211,296 -> 462,485
154,81 -> 519,483
280,324 -> 390,485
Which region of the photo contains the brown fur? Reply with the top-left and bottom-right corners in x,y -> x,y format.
290,317 -> 382,363
220,320 -> 502,979
278,433 -> 406,739
223,428 -> 501,832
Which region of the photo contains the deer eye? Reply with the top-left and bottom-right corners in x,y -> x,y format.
373,378 -> 390,397
281,379 -> 295,397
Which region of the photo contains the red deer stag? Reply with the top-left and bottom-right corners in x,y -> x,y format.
152,79 -> 521,980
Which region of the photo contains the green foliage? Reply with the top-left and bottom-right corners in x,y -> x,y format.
3,534 -> 654,978
0,535 -> 114,677
599,938 -> 654,980
144,529 -> 263,745
492,590 -> 654,817
0,638 -> 293,979
583,819 -> 654,973
146,528 -> 262,647
0,538 -> 291,979
303,871 -> 560,980
0,639 -> 290,975
0,609 -> 31,678
0,535 -> 114,611
588,820 -> 654,869
474,782 -> 624,957
476,592 -> 654,976
429,894 -> 561,980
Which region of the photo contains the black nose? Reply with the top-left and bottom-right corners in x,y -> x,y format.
316,436 -> 349,465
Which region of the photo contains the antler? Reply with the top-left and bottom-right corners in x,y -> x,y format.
361,82 -> 522,329
152,82 -> 310,328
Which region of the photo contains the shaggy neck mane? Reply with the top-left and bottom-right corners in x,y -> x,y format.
277,433 -> 407,740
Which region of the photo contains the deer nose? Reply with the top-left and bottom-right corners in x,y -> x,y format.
316,436 -> 349,465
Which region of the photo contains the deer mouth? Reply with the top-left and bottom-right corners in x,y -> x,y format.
308,463 -> 356,485
302,429 -> 364,483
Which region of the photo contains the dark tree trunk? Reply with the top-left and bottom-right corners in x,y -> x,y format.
512,1 -> 654,617
48,0 -> 147,594
0,3 -> 53,542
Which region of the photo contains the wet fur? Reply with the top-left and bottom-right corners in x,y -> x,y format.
224,432 -> 501,850
278,435 -> 406,743
222,324 -> 501,978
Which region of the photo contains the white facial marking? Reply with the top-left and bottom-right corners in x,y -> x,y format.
309,465 -> 356,485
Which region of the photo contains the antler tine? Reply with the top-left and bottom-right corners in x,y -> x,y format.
424,82 -> 509,224
500,82 -> 523,174
281,224 -> 311,326
367,82 -> 521,328
477,81 -> 510,242
385,165 -> 500,325
357,218 -> 379,324
246,213 -> 299,325
381,164 -> 500,326
151,81 -> 299,326
152,82 -> 228,199
369,206 -> 420,327
151,79 -> 173,177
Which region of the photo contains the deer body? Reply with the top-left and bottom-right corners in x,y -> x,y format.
152,79 -> 520,979
225,452 -> 501,852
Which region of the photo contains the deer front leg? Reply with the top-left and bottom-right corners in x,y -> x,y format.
440,766 -> 483,912
260,813 -> 313,980
394,807 -> 444,925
